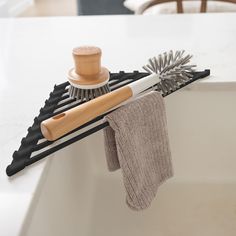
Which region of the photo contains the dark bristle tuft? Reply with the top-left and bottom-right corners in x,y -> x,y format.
69,83 -> 110,101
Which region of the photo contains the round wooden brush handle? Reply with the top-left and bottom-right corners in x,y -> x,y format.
73,46 -> 101,78
41,86 -> 133,141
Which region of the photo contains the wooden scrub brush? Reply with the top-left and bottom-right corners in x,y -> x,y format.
41,50 -> 196,141
68,46 -> 110,101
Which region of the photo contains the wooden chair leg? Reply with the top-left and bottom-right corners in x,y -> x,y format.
177,0 -> 183,13
200,0 -> 207,12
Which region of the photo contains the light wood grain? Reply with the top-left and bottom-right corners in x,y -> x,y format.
68,46 -> 109,86
73,46 -> 101,76
41,86 -> 133,141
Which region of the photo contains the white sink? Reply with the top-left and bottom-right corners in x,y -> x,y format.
24,90 -> 236,236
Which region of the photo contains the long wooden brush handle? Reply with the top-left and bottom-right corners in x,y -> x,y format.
41,74 -> 158,141
41,86 -> 133,141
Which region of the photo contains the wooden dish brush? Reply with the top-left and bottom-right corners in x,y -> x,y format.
68,46 -> 110,101
41,50 -> 196,141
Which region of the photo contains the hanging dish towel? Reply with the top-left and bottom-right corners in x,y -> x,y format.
103,91 -> 173,210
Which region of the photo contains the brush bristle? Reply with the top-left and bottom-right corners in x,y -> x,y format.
143,50 -> 196,95
69,84 -> 110,101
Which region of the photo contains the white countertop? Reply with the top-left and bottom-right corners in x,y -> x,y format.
0,13 -> 236,235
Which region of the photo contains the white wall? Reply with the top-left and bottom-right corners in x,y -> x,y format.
0,0 -> 34,17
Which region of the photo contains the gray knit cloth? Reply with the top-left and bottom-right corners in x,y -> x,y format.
103,91 -> 173,211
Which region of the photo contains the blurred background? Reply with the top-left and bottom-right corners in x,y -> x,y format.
0,0 -> 131,17
0,0 -> 236,17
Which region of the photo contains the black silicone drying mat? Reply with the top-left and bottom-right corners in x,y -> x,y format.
6,70 -> 210,176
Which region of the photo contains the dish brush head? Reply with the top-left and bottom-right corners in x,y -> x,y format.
143,50 -> 196,94
67,46 -> 110,101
